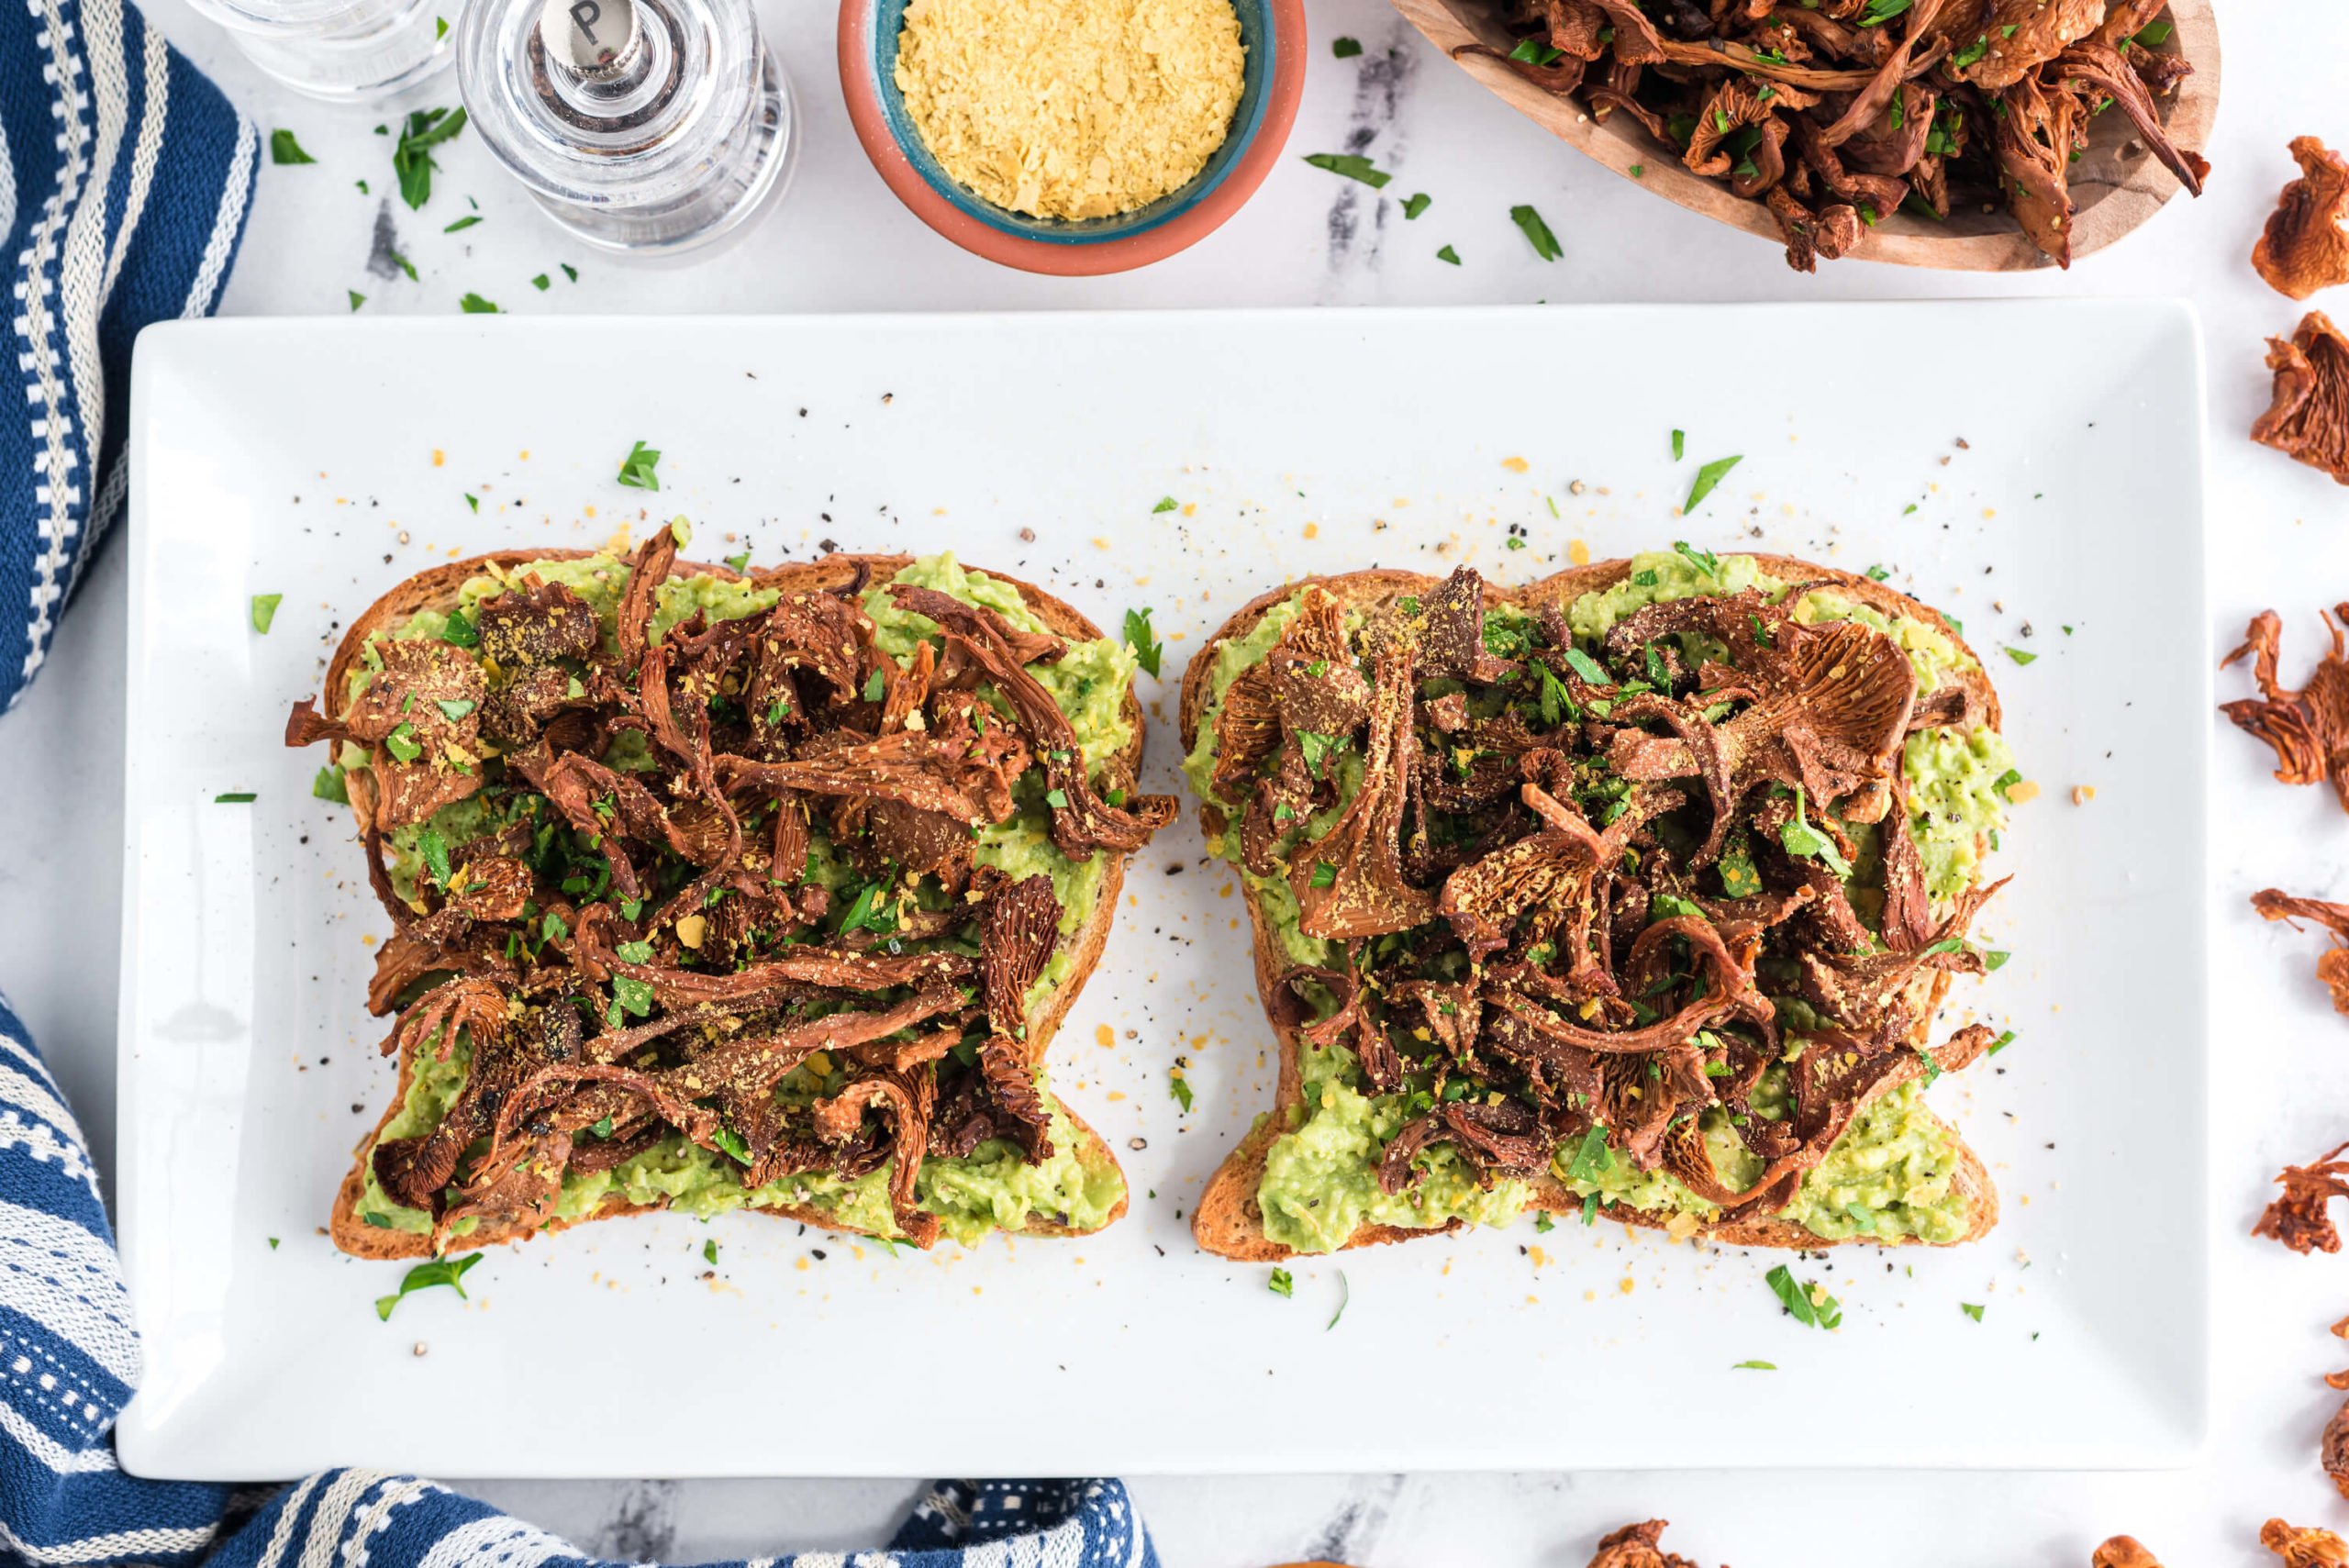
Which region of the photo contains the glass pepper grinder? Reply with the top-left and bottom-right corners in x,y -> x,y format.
456,0 -> 795,256
182,0 -> 456,101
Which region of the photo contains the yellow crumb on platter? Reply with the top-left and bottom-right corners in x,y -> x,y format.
895,0 -> 1245,220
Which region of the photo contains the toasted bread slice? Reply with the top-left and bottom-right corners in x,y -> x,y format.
319,550 -> 1140,1258
1180,556 -> 2003,1262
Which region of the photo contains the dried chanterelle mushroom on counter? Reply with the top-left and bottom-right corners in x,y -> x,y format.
2254,137 -> 2349,301
2267,1520 -> 2349,1568
2255,1142 -> 2349,1255
1587,1521 -> 1715,1568
2251,891 -> 2349,1016
2253,313 -> 2349,487
2221,606 -> 2349,806
2093,1540 -> 2164,1568
1464,0 -> 2205,271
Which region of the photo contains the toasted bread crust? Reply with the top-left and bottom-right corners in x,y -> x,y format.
1181,558 -> 2003,1263
321,550 -> 1142,1258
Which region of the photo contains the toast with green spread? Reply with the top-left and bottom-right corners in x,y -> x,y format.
1178,550 -> 2017,1262
288,534 -> 1174,1259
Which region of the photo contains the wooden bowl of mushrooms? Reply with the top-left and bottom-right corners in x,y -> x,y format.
1387,0 -> 2220,271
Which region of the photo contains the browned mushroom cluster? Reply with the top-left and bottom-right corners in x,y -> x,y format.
1208,563 -> 2001,1225
1468,0 -> 2204,271
288,533 -> 1171,1252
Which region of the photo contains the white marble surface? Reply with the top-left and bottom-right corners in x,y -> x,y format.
4,0 -> 2348,1562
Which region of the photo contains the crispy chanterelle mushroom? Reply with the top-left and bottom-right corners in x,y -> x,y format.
1464,0 -> 2204,271
2268,1521 -> 2349,1568
1588,1521 -> 1715,1568
2253,313 -> 2349,487
2254,137 -> 2349,301
288,532 -> 1174,1251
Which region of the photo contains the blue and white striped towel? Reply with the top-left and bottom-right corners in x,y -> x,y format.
2,0 -> 258,714
0,8 -> 1156,1564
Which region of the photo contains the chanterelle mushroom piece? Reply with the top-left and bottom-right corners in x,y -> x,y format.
2092,1540 -> 2164,1568
2266,1520 -> 2349,1568
2254,138 -> 2349,301
1586,1519 -> 1711,1568
2254,312 -> 2349,486
2251,889 -> 2349,1013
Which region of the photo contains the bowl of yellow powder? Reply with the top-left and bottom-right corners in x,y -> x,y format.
839,0 -> 1304,272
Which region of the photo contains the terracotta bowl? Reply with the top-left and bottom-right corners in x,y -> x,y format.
839,0 -> 1305,275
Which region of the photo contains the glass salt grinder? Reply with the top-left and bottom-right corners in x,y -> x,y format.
456,0 -> 794,256
181,0 -> 456,101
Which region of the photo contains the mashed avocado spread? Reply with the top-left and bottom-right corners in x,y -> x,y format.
1185,551 -> 2011,1254
353,552 -> 1134,1244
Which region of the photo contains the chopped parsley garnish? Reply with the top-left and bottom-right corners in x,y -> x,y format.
861,667 -> 887,703
1765,1263 -> 1842,1329
391,106 -> 467,209
383,722 -> 423,763
1563,1123 -> 1611,1182
1402,192 -> 1431,219
1170,1072 -> 1195,1113
1580,1193 -> 1599,1225
1673,539 -> 1723,580
1508,38 -> 1564,66
1533,1210 -> 1554,1233
1436,244 -> 1461,265
312,765 -> 349,804
1510,204 -> 1564,261
1951,33 -> 1990,69
1152,495 -> 1177,513
1987,1029 -> 2017,1056
1991,766 -> 2023,801
417,827 -> 452,888
531,273 -> 551,291
1985,950 -> 2010,971
434,697 -> 475,721
711,1126 -> 751,1163
1778,784 -> 1852,878
214,792 -> 257,804
1123,608 -> 1164,677
616,439 -> 662,490
725,550 -> 751,573
542,911 -> 570,942
2005,647 -> 2037,666
1303,152 -> 1391,189
1865,564 -> 1891,582
562,262 -> 579,282
1297,730 -> 1344,779
270,129 -> 316,165
444,215 -> 483,233
616,940 -> 655,964
1267,1268 -> 1294,1297
612,974 -> 655,1018
1961,1302 -> 1986,1322
348,291 -> 366,311
703,1239 -> 719,1265
1310,861 -> 1338,888
1332,35 -> 1362,56
1858,0 -> 1911,24
375,1252 -> 480,1320
1535,661 -> 1578,725
440,610 -> 479,649
1671,428 -> 1685,461
1562,647 -> 1609,685
459,293 -> 500,314
1045,788 -> 1071,809
250,593 -> 284,634
1681,455 -> 1742,514
1731,1360 -> 1776,1370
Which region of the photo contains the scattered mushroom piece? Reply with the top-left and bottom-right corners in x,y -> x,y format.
2254,1141 -> 2349,1255
2253,312 -> 2349,486
1588,1520 -> 1711,1568
2221,606 -> 2349,808
2254,138 -> 2349,301
2093,1540 -> 2163,1568
2250,890 -> 2349,1015
2266,1520 -> 2349,1568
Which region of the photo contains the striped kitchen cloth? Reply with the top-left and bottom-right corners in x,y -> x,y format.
0,989 -> 1159,1566
1,0 -> 259,715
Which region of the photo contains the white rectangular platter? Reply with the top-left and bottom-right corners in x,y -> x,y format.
117,303 -> 2208,1478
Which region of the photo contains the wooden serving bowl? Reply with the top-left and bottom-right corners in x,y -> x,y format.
1389,0 -> 2220,270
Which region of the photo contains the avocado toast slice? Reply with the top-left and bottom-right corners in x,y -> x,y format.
1178,550 -> 2016,1262
290,536 -> 1174,1260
